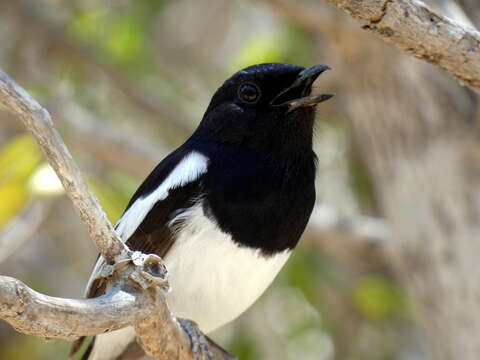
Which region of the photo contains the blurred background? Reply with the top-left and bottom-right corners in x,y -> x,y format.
0,0 -> 478,359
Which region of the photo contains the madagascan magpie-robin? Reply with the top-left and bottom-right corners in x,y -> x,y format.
73,63 -> 332,360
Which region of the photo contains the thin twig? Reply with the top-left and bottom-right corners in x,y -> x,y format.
0,200 -> 51,264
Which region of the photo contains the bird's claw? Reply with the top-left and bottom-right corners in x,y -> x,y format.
129,252 -> 169,291
93,252 -> 169,292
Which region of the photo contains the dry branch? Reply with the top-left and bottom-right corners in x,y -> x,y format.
0,276 -> 152,341
0,69 -> 127,264
323,0 -> 480,92
0,69 -> 231,360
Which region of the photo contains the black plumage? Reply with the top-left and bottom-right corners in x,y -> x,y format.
74,63 -> 332,360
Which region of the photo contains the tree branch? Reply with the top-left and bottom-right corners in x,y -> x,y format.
0,69 -> 232,359
0,276 -> 153,341
0,69 -> 127,264
323,0 -> 480,92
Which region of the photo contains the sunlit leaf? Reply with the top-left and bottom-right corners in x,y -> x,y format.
0,135 -> 42,186
28,163 -> 64,197
0,182 -> 29,227
0,136 -> 42,227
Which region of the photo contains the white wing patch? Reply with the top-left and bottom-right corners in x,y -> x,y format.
115,151 -> 209,242
84,151 -> 208,297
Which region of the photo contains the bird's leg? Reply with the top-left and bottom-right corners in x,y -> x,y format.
177,319 -> 238,360
204,335 -> 237,360
178,318 -> 213,360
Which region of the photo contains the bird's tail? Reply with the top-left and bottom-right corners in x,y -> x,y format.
80,338 -> 95,360
71,327 -> 137,360
68,336 -> 94,360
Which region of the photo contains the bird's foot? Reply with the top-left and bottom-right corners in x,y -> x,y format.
178,318 -> 213,360
130,252 -> 169,291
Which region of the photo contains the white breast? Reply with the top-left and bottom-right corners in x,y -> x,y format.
165,203 -> 291,333
88,203 -> 290,360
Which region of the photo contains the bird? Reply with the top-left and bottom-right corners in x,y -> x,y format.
72,63 -> 332,360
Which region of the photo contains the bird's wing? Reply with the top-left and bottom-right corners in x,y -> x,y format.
70,149 -> 208,358
86,149 -> 209,298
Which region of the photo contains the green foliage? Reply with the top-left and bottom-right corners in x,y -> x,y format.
353,275 -> 408,321
70,8 -> 149,68
282,248 -> 340,301
68,2 -> 166,71
105,15 -> 145,64
231,23 -> 314,71
229,335 -> 261,360
2,335 -> 53,360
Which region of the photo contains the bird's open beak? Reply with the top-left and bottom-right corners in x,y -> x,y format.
271,64 -> 333,110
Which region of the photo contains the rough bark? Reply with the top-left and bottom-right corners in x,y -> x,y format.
323,0 -> 480,92
0,276 -> 153,341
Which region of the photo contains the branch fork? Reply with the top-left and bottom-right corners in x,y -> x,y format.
0,68 -> 233,360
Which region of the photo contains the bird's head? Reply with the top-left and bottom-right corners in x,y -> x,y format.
196,63 -> 332,156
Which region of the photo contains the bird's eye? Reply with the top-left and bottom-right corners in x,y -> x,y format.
238,83 -> 260,104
